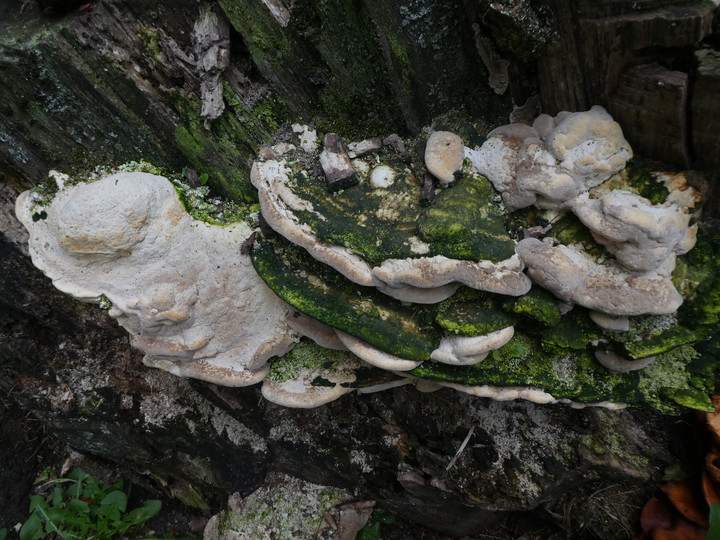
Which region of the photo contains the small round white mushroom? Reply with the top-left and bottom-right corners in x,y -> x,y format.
369,164 -> 396,188
425,131 -> 465,186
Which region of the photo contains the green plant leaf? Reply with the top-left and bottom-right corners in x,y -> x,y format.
126,499 -> 162,525
43,506 -> 68,534
199,173 -> 209,185
52,486 -> 64,507
19,513 -> 43,540
100,490 -> 128,512
28,495 -> 47,513
68,497 -> 90,515
0,527 -> 7,540
356,522 -> 381,540
707,501 -> 720,540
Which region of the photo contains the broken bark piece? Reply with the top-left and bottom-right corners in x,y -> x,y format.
319,133 -> 359,192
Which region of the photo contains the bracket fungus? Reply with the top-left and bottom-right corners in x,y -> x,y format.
15,109 -> 720,414
467,105 -> 633,211
572,190 -> 697,273
16,172 -> 297,386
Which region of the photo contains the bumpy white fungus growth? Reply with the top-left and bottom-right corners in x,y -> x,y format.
588,311 -> 630,332
16,172 -> 296,386
284,311 -> 349,351
516,238 -> 683,316
425,131 -> 465,186
594,351 -> 657,374
292,123 -> 319,153
438,382 -> 558,404
572,190 -> 697,273
468,106 -> 632,211
261,363 -> 357,408
372,255 -> 531,297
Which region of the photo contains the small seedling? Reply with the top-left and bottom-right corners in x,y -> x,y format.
18,468 -> 161,540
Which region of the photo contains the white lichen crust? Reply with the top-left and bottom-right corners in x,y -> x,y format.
16,172 -> 296,386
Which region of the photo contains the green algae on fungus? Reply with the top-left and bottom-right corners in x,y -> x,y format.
249,230 -> 716,411
407,331 -> 713,414
504,286 -> 562,326
614,324 -> 697,360
418,173 -> 516,262
250,237 -> 441,361
285,159 -> 426,265
540,313 -> 595,351
436,292 -> 517,336
265,159 -> 515,266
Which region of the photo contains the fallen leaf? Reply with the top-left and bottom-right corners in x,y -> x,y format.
650,516 -> 706,540
640,497 -> 674,532
707,395 -> 720,442
703,472 -> 720,507
707,453 -> 720,485
661,480 -> 709,528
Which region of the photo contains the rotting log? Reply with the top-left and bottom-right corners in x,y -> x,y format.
1,0 -> 720,536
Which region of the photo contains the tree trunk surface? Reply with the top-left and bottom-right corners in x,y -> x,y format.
1,0 -> 719,537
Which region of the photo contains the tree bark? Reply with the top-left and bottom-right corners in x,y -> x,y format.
1,0 -> 719,536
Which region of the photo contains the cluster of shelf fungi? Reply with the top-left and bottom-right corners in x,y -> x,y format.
16,107 -> 719,413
